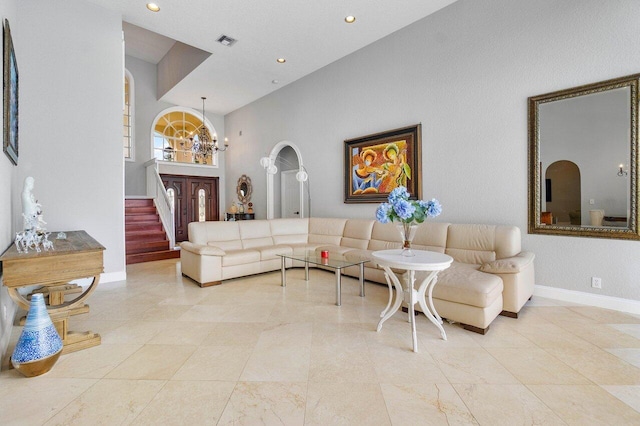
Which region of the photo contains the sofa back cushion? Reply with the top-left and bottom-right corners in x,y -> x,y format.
368,222 -> 448,252
270,218 -> 309,245
368,222 -> 403,250
189,221 -> 242,250
411,222 -> 449,253
342,219 -> 375,249
239,220 -> 274,249
445,224 -> 521,264
308,218 -> 347,245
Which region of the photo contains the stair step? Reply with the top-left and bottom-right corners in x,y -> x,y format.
125,206 -> 157,215
126,240 -> 170,254
126,230 -> 167,242
126,249 -> 180,265
126,221 -> 163,231
125,198 -> 154,207
125,214 -> 160,222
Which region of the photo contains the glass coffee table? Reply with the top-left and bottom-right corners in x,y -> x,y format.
277,252 -> 368,306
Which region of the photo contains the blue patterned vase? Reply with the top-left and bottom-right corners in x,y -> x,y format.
11,293 -> 63,377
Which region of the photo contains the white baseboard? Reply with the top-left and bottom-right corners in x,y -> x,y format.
534,285 -> 640,315
101,270 -> 127,283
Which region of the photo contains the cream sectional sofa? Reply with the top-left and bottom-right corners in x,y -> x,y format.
180,218 -> 535,334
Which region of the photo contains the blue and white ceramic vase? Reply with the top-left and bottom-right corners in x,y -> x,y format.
11,293 -> 63,377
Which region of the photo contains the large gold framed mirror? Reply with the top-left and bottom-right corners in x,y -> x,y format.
528,73 -> 640,240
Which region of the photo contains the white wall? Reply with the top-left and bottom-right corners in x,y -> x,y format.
124,55 -> 174,195
0,0 -> 19,367
225,0 -> 640,302
15,0 -> 124,277
124,55 -> 226,201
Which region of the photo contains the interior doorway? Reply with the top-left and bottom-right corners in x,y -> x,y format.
281,170 -> 301,218
263,141 -> 308,219
161,174 -> 219,242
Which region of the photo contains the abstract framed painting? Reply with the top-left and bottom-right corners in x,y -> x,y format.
3,18 -> 18,166
344,124 -> 421,203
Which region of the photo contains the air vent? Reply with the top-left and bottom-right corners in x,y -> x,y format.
217,35 -> 237,47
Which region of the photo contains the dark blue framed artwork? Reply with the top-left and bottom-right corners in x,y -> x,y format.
3,18 -> 18,165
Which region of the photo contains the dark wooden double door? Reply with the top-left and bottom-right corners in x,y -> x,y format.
161,174 -> 219,243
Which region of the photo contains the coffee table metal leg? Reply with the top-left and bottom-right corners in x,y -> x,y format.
335,269 -> 341,306
359,263 -> 365,297
281,256 -> 286,287
305,260 -> 309,281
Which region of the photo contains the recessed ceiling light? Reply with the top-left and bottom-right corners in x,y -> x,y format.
146,3 -> 160,12
272,79 -> 279,84
345,15 -> 356,24
276,58 -> 286,64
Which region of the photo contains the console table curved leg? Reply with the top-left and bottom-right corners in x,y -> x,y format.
380,272 -> 394,319
7,275 -> 103,354
417,273 -> 447,341
427,276 -> 443,324
376,266 -> 404,332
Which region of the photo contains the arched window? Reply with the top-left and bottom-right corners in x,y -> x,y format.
151,108 -> 218,166
123,69 -> 134,160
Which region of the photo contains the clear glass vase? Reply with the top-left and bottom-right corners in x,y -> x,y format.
396,223 -> 418,257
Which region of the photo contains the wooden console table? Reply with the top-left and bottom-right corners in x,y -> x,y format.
0,230 -> 105,354
225,212 -> 255,221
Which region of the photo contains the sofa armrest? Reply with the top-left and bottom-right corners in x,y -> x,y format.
180,241 -> 226,256
479,251 -> 535,274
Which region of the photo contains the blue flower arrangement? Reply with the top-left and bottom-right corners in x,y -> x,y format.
375,186 -> 442,225
376,186 -> 442,256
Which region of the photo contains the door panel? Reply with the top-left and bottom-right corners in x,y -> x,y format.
161,175 -> 188,242
281,170 -> 300,218
161,174 -> 219,242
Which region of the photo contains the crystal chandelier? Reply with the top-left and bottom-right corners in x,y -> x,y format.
185,97 -> 228,163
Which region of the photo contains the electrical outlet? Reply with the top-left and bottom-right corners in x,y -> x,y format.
589,199 -> 595,205
591,277 -> 602,289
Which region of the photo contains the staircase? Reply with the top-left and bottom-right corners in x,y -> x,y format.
125,198 -> 180,264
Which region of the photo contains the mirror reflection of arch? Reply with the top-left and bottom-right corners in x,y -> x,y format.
543,160 -> 581,226
151,107 -> 219,166
260,141 -> 309,219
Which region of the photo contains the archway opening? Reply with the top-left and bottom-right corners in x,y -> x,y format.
261,141 -> 309,219
544,160 -> 581,225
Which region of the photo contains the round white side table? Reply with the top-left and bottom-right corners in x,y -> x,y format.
372,249 -> 453,352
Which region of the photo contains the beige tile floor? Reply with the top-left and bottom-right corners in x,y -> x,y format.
2,259 -> 640,425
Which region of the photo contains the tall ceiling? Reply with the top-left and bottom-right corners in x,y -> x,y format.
85,0 -> 458,115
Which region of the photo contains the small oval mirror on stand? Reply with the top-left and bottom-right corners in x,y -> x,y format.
237,175 -> 252,205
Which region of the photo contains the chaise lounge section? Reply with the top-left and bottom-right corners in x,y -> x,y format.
180,218 -> 535,333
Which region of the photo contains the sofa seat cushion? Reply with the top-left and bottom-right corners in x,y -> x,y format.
256,244 -> 293,261
221,249 -> 261,267
427,262 -> 503,309
343,249 -> 373,264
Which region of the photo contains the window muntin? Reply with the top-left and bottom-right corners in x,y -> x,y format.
123,71 -> 134,160
152,109 -> 217,166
